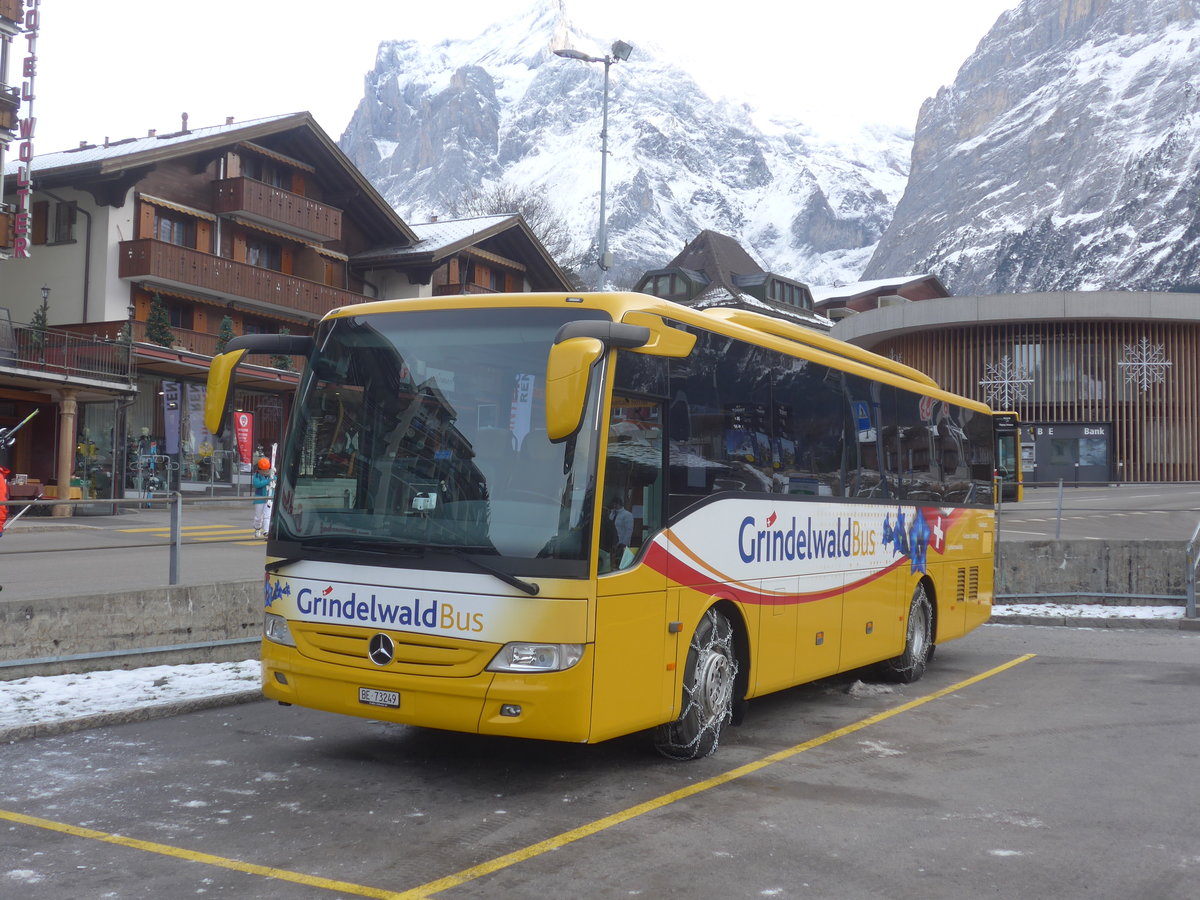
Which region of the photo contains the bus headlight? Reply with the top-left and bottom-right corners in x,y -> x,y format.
487,643 -> 583,673
264,613 -> 297,647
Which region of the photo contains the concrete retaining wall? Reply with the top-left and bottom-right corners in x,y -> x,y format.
997,541 -> 1187,599
0,541 -> 1190,681
0,581 -> 262,679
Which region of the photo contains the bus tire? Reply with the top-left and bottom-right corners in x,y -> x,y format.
879,583 -> 933,684
653,607 -> 737,760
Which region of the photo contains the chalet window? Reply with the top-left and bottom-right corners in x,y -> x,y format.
163,299 -> 194,331
490,269 -> 505,292
242,155 -> 292,190
245,238 -> 282,271
155,212 -> 194,248
650,273 -> 686,299
51,202 -> 77,244
242,317 -> 275,335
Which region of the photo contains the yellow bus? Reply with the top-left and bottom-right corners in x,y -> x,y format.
207,292 -> 1012,760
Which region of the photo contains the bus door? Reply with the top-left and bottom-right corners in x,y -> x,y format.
592,394 -> 674,740
993,412 -> 1023,501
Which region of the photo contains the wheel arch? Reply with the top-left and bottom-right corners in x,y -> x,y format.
919,574 -> 939,644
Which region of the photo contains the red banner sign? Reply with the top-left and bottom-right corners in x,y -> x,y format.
234,411 -> 254,465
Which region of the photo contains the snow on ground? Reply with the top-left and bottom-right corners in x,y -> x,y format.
0,605 -> 1187,736
0,660 -> 259,732
992,604 -> 1185,620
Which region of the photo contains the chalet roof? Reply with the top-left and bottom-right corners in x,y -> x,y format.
667,230 -> 766,289
654,230 -> 828,328
352,214 -> 573,292
3,112 -> 418,245
811,274 -> 950,306
689,283 -> 831,329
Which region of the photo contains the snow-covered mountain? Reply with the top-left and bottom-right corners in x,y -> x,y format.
338,0 -> 911,289
865,0 -> 1200,294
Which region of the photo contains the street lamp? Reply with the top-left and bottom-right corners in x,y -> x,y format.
554,39 -> 634,290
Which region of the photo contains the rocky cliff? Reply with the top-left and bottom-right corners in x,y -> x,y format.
338,0 -> 910,289
864,0 -> 1200,294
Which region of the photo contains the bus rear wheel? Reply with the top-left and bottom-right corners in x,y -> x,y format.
879,583 -> 933,683
653,607 -> 737,760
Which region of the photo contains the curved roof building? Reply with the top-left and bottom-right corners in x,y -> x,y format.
829,291 -> 1200,484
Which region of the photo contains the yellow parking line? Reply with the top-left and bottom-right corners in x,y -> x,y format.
119,526 -> 248,534
0,808 -> 408,899
0,654 -> 1034,897
401,653 -> 1037,898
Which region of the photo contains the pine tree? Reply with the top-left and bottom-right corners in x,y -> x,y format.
215,315 -> 235,354
145,293 -> 176,348
270,326 -> 293,371
29,301 -> 48,353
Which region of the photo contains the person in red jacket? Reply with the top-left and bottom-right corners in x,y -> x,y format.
0,466 -> 10,538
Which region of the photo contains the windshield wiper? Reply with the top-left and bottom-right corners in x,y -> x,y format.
451,549 -> 539,596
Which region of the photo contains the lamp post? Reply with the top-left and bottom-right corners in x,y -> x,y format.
555,39 -> 633,290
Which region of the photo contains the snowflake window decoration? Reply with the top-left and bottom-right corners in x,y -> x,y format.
1117,337 -> 1171,393
979,355 -> 1033,408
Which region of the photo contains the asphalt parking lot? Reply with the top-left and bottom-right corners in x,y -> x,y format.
2,624 -> 1197,899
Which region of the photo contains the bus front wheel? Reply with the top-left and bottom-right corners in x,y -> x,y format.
879,583 -> 933,683
653,607 -> 737,760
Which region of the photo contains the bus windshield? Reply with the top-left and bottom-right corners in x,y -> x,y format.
276,305 -> 609,572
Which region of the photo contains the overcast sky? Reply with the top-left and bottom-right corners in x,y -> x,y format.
26,0 -> 1019,154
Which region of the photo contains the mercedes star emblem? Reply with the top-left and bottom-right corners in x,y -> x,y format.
368,633 -> 395,666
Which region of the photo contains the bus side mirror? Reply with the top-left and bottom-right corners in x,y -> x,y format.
205,348 -> 249,435
545,337 -> 605,441
204,333 -> 314,434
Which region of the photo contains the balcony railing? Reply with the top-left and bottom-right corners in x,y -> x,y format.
0,323 -> 134,387
119,239 -> 364,318
213,177 -> 342,242
65,321 -> 305,370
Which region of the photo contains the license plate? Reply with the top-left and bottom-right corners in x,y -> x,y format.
358,687 -> 400,708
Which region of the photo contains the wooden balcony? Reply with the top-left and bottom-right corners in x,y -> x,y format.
0,87 -> 18,133
212,177 -> 342,242
0,0 -> 23,24
119,239 -> 364,319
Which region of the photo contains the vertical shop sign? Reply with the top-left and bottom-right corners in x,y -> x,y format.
233,411 -> 254,465
162,382 -> 181,455
185,384 -> 212,451
13,0 -> 41,259
509,373 -> 534,448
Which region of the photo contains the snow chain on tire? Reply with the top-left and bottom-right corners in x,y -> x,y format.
653,607 -> 738,760
879,582 -> 933,684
